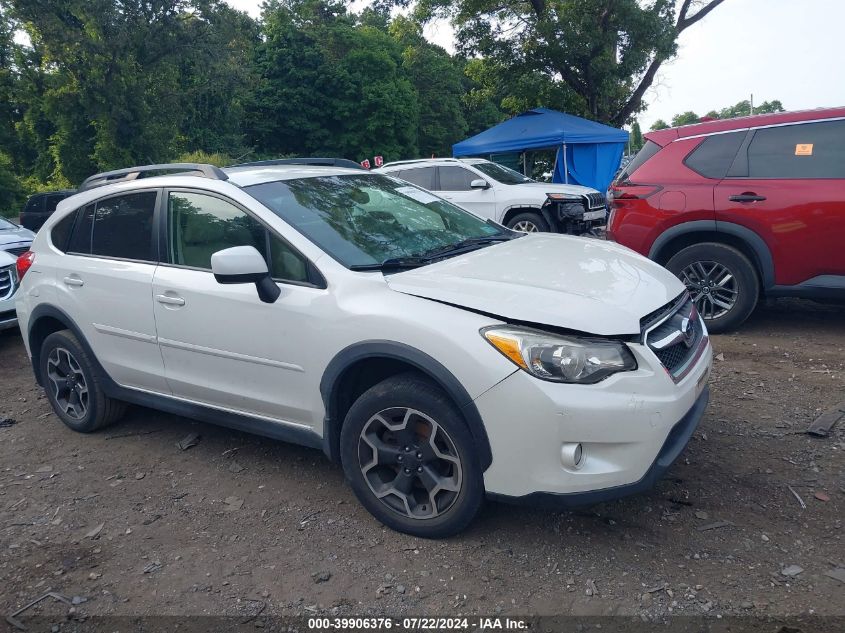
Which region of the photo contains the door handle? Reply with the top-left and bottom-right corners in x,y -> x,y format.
155,294 -> 185,306
63,276 -> 84,287
729,193 -> 767,203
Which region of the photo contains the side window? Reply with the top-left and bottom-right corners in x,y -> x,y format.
90,191 -> 157,261
397,167 -> 435,190
51,211 -> 78,253
44,194 -> 64,214
745,120 -> 845,179
685,131 -> 746,179
67,204 -> 95,254
167,191 -> 309,283
24,195 -> 44,214
438,166 -> 477,191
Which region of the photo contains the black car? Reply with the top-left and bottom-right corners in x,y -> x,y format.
19,190 -> 76,232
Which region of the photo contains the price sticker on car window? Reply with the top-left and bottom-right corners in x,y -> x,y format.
396,186 -> 439,204
795,143 -> 813,156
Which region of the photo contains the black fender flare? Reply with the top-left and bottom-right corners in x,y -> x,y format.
648,220 -> 775,289
319,340 -> 493,470
26,304 -> 120,391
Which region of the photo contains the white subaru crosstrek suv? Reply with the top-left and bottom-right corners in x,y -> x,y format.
16,160 -> 711,538
378,157 -> 607,234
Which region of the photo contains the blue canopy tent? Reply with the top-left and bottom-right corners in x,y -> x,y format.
452,108 -> 628,193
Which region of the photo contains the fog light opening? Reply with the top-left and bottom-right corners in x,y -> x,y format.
561,442 -> 585,470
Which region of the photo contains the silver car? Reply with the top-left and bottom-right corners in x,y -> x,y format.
1,217 -> 35,330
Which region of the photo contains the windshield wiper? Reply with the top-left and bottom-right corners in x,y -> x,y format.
419,234 -> 517,261
350,233 -> 519,272
349,257 -> 429,271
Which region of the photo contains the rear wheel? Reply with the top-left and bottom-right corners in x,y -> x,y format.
40,330 -> 126,432
665,242 -> 759,333
506,211 -> 549,233
340,374 -> 483,538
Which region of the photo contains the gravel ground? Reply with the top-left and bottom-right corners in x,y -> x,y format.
1,298 -> 843,623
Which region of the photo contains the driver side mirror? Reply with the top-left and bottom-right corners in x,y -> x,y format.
470,179 -> 490,190
210,246 -> 281,304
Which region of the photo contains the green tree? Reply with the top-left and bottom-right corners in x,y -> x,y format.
650,119 -> 670,131
397,0 -> 725,126
390,15 -> 467,157
630,121 -> 643,151
3,0 -> 256,184
247,0 -> 418,161
718,98 -> 784,119
671,111 -> 699,127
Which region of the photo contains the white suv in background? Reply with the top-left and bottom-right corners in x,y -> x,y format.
1,217 -> 35,330
379,157 -> 607,234
16,160 -> 711,538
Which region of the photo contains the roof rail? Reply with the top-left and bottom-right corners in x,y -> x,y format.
79,163 -> 229,192
230,158 -> 366,170
379,158 -> 460,168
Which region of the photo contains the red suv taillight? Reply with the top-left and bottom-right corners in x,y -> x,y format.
610,182 -> 663,200
16,251 -> 35,281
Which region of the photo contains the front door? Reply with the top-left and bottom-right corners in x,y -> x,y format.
435,166 -> 497,219
151,189 -> 324,427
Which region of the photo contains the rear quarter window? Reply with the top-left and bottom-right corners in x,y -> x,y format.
23,195 -> 44,214
50,211 -> 78,252
618,140 -> 661,181
684,131 -> 747,179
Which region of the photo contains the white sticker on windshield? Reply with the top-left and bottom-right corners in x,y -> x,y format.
396,186 -> 439,204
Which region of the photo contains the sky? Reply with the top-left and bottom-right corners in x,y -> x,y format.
225,0 -> 845,130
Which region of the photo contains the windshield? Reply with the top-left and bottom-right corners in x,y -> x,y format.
245,174 -> 507,268
0,217 -> 17,230
472,161 -> 534,185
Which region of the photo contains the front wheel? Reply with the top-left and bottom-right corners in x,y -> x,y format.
340,374 -> 484,538
665,242 -> 760,333
505,211 -> 549,233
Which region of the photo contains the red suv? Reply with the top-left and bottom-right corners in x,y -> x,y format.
608,107 -> 845,331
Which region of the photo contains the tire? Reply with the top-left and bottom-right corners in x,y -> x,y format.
505,211 -> 549,233
665,242 -> 760,333
340,373 -> 484,538
40,329 -> 126,433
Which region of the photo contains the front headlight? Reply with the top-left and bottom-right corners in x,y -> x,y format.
482,326 -> 637,384
546,192 -> 582,202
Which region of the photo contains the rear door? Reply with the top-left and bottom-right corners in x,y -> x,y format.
714,119 -> 845,286
57,190 -> 167,392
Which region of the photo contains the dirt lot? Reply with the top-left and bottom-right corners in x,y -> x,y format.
1,299 -> 843,623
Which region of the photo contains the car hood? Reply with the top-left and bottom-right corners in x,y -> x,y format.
519,182 -> 599,196
0,224 -> 35,245
385,235 -> 685,336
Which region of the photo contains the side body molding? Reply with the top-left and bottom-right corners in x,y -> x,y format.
320,340 -> 493,470
26,304 -> 323,450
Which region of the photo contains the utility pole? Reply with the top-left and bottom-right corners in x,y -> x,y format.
750,93 -> 754,115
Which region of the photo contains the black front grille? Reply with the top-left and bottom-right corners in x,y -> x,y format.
0,269 -> 13,299
640,292 -> 686,331
584,192 -> 606,209
642,295 -> 704,379
3,246 -> 29,258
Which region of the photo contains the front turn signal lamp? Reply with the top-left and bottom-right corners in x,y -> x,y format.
482,326 -> 637,384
